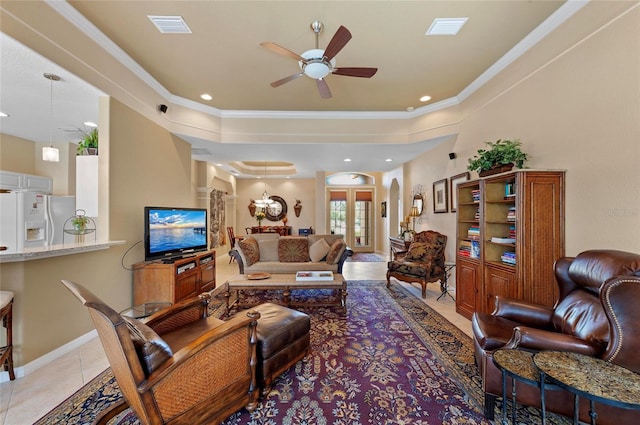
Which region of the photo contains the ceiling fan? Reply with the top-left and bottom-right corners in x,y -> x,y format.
260,21 -> 378,99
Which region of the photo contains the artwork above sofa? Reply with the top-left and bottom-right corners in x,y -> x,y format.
230,234 -> 352,274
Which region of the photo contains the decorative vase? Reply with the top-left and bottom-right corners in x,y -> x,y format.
282,215 -> 288,225
479,163 -> 514,177
248,200 -> 256,217
294,200 -> 302,217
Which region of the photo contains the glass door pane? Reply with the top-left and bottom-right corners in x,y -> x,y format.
353,191 -> 372,250
329,199 -> 347,236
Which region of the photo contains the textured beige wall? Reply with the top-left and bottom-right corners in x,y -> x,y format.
405,3 -> 640,258
0,134 -> 35,173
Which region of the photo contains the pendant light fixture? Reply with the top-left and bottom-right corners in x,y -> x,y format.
42,73 -> 60,162
253,161 -> 276,208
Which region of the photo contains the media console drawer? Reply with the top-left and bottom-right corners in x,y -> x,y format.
133,249 -> 216,304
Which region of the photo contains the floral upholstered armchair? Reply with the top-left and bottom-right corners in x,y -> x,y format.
386,230 -> 447,298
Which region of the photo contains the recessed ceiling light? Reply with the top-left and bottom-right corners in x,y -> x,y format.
386,158 -> 393,162
420,95 -> 432,102
344,158 -> 352,162
83,121 -> 98,127
406,106 -> 414,112
426,18 -> 468,36
0,112 -> 8,117
200,94 -> 213,101
215,163 -> 223,166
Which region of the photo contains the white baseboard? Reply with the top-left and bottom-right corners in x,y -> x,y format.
0,329 -> 98,383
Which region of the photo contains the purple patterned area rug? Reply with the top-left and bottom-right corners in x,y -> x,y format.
36,281 -> 564,425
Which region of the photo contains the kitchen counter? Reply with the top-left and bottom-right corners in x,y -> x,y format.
0,240 -> 126,263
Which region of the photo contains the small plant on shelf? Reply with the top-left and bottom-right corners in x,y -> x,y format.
255,210 -> 265,226
72,213 -> 89,232
77,128 -> 98,155
467,139 -> 528,175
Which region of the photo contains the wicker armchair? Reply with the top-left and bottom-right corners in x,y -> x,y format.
61,280 -> 260,425
386,230 -> 447,298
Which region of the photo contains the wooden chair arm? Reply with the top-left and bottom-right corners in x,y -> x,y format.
139,309 -> 260,393
145,293 -> 211,335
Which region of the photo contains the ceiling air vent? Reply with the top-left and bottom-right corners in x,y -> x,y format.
148,16 -> 192,34
426,18 -> 468,36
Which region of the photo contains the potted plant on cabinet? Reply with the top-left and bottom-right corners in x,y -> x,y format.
77,128 -> 98,155
467,139 -> 528,176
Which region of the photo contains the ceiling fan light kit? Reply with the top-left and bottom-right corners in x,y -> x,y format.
261,21 -> 377,98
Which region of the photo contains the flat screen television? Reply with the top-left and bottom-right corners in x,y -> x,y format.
144,206 -> 208,262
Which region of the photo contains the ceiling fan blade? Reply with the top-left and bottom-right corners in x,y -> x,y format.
260,42 -> 306,62
332,67 -> 378,78
316,78 -> 332,99
323,25 -> 352,61
271,72 -> 304,88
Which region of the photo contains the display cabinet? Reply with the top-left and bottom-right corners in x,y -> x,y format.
455,170 -> 565,319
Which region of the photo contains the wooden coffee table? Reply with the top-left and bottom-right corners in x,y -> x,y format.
223,273 -> 347,314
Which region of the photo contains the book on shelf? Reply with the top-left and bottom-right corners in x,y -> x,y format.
471,189 -> 481,203
501,251 -> 516,265
459,240 -> 472,257
491,237 -> 516,244
504,183 -> 516,199
471,240 -> 480,259
507,207 -> 517,222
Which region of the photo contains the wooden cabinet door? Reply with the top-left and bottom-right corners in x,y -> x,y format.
199,261 -> 216,292
175,269 -> 199,301
456,258 -> 480,320
483,264 -> 515,314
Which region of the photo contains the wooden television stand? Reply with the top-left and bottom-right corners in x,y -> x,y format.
133,249 -> 216,305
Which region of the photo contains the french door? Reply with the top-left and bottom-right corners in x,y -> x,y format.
327,188 -> 374,252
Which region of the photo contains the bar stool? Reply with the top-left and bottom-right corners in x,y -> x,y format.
0,291 -> 15,381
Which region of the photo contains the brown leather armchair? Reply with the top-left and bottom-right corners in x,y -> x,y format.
61,280 -> 260,425
386,230 -> 447,298
472,250 -> 640,424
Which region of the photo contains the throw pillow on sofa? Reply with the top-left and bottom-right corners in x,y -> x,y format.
309,238 -> 331,262
326,239 -> 347,265
258,238 -> 279,262
238,237 -> 260,266
278,237 -> 310,262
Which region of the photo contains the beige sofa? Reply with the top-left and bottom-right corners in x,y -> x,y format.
229,234 -> 352,274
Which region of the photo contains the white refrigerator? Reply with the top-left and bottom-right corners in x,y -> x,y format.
0,191 -> 76,252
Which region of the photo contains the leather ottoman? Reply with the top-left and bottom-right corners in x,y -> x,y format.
253,303 -> 311,392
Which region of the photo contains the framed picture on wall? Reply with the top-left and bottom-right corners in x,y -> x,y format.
381,201 -> 387,218
433,179 -> 448,213
449,172 -> 470,212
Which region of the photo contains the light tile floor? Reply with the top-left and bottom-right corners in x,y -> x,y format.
0,255 -> 470,425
